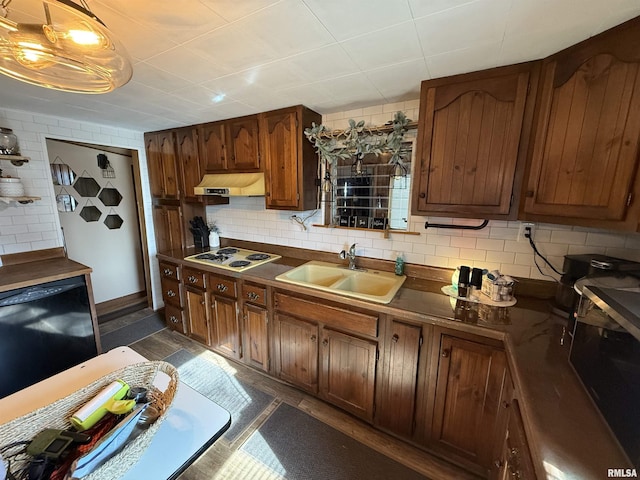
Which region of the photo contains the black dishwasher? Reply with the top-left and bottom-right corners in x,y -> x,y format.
0,276 -> 99,398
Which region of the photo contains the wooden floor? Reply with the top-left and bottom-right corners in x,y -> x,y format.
128,328 -> 481,480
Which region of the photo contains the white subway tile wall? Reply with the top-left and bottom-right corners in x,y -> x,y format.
206,100 -> 640,281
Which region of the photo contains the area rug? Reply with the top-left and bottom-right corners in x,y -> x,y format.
165,349 -> 275,442
241,403 -> 429,480
100,312 -> 165,351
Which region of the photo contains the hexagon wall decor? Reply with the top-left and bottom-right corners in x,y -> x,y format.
74,177 -> 100,197
80,205 -> 101,222
104,214 -> 123,229
98,188 -> 123,206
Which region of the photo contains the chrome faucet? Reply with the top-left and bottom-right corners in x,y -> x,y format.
339,243 -> 358,270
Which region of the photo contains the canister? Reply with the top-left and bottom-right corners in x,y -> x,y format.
0,177 -> 24,197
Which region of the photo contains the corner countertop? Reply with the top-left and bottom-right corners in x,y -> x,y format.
0,256 -> 92,293
158,247 -> 632,479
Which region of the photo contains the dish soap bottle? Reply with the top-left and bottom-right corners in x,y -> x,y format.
394,253 -> 405,276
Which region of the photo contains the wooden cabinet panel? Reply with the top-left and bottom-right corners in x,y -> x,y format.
152,204 -> 183,253
165,304 -> 185,334
199,121 -> 227,172
160,277 -> 181,308
525,20 -> 640,224
159,261 -> 180,281
183,267 -> 206,290
145,131 -> 179,199
275,313 -> 318,394
241,282 -> 267,307
211,295 -> 241,359
274,292 -> 377,337
176,127 -> 201,203
431,333 -> 507,469
412,64 -> 535,218
209,274 -> 237,299
185,286 -> 210,345
243,303 -> 269,371
320,328 -> 377,421
376,319 -> 423,437
260,105 -> 322,211
504,400 -> 536,480
226,115 -> 260,171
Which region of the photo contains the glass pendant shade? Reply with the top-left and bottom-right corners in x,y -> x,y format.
0,0 -> 132,93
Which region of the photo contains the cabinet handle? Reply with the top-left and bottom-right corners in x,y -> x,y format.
494,460 -> 504,468
169,315 -> 179,323
322,339 -> 328,347
163,268 -> 173,276
502,400 -> 511,409
310,335 -> 316,342
441,349 -> 450,358
391,334 -> 399,343
167,290 -> 176,297
526,190 -> 534,198
419,192 -> 426,198
200,299 -> 205,305
188,275 -> 198,284
217,283 -> 228,293
247,292 -> 260,301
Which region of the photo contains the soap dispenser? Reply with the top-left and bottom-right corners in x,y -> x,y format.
394,253 -> 405,276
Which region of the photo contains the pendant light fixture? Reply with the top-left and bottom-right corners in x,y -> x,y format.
0,0 -> 132,93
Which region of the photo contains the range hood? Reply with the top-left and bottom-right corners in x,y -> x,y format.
194,172 -> 265,196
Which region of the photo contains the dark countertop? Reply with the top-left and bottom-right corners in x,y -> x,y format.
158,247 -> 632,479
0,257 -> 92,293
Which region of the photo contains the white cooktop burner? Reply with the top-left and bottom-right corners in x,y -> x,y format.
184,247 -> 281,272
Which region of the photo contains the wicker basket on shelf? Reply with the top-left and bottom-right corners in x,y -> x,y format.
0,361 -> 178,480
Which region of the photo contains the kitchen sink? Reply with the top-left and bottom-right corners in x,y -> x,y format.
275,261 -> 406,304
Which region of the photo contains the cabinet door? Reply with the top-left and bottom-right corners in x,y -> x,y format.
525,22 -> 640,222
165,304 -> 186,334
226,115 -> 260,171
185,286 -> 210,345
376,319 -> 423,437
199,122 -> 227,172
159,131 -> 179,199
145,133 -> 165,198
412,64 -> 532,217
211,295 -> 241,359
261,109 -> 299,209
160,277 -> 181,308
176,127 -> 201,203
275,313 -> 318,394
152,205 -> 183,252
431,334 -> 507,469
243,303 -> 269,371
320,328 -> 377,421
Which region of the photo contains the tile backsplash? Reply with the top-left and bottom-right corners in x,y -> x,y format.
206,100 -> 640,281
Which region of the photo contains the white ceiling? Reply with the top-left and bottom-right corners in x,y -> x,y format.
0,0 -> 638,133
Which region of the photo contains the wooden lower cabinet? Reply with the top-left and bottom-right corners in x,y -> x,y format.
211,295 -> 241,359
423,328 -> 508,473
320,328 -> 377,421
243,302 -> 269,372
164,304 -> 185,334
274,313 -> 319,394
185,285 -> 210,345
375,318 -> 428,437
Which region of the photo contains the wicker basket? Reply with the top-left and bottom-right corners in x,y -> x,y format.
0,361 -> 178,480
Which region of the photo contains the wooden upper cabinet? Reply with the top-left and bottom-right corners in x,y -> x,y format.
225,115 -> 260,171
152,204 -> 183,253
199,121 -> 227,173
260,105 -> 322,211
412,63 -> 537,219
524,18 -> 640,226
145,131 -> 179,199
175,127 -> 201,203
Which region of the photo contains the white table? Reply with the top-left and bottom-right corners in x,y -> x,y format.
0,347 -> 231,479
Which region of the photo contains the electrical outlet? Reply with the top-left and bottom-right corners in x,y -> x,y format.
518,222 -> 535,242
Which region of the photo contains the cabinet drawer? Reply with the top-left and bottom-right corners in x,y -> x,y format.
165,304 -> 185,334
183,267 -> 206,290
161,277 -> 181,308
209,274 -> 237,298
274,293 -> 378,337
159,262 -> 180,280
242,282 -> 267,306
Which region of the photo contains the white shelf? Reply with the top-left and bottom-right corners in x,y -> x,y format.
0,155 -> 30,166
0,196 -> 41,205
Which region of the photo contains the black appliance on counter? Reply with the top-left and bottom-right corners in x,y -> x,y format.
0,276 -> 98,398
569,285 -> 640,467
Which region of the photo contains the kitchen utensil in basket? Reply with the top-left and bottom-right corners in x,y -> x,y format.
0,361 -> 178,480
